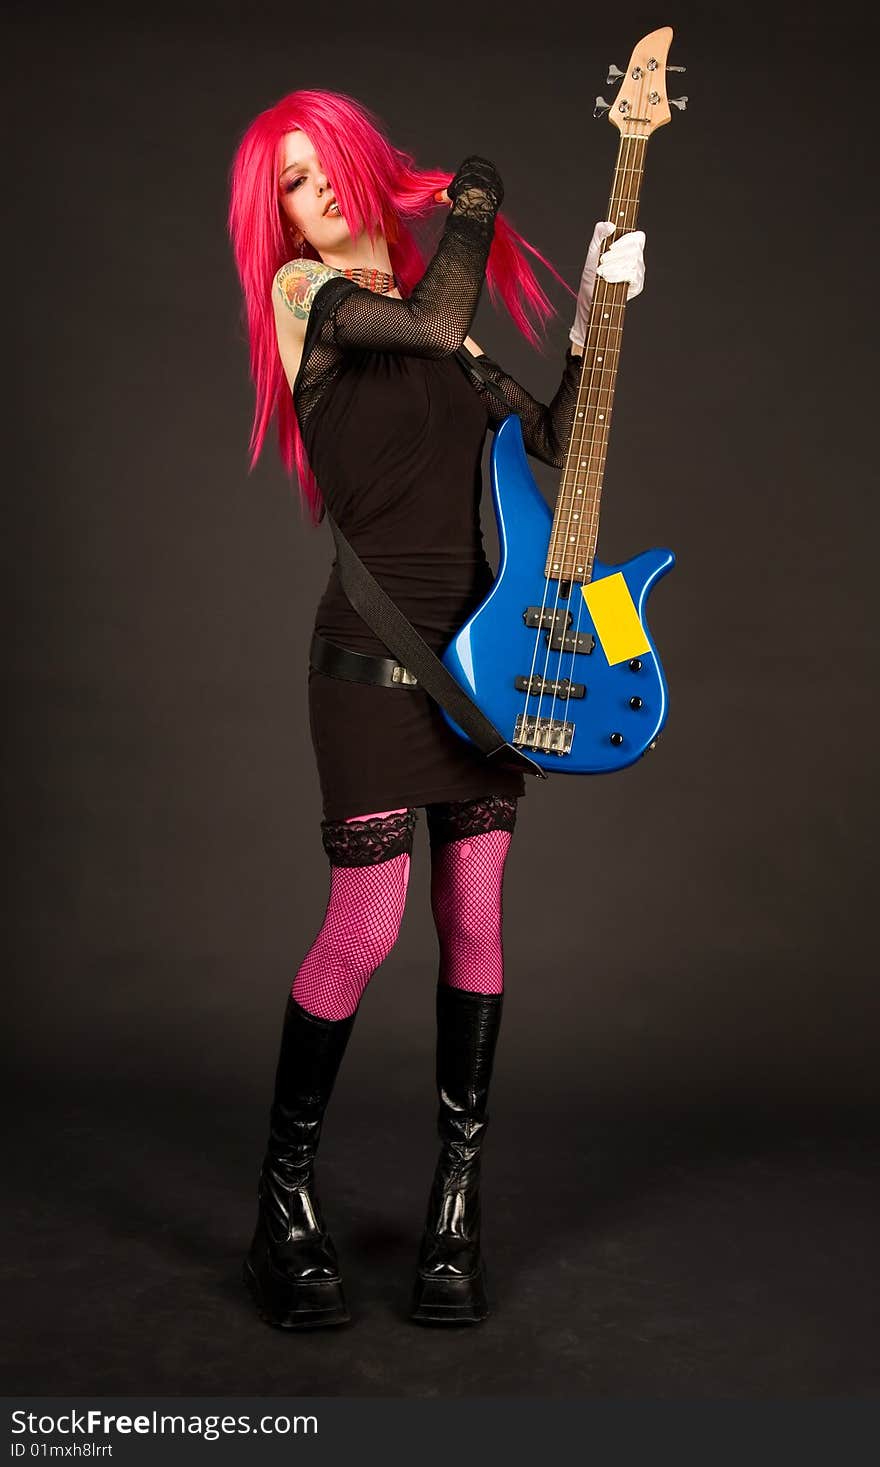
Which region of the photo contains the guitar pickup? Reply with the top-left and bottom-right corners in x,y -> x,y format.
547,629 -> 595,654
513,714 -> 575,755
523,606 -> 573,631
515,675 -> 586,700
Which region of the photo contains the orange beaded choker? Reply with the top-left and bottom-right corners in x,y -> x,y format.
339,266 -> 397,294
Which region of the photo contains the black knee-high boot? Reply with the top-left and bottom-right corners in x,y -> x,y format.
410,982 -> 503,1325
244,993 -> 356,1329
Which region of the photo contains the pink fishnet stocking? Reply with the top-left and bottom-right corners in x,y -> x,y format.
290,809 -> 411,1021
429,827 -> 514,996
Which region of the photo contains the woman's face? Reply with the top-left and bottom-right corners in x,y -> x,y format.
278,129 -> 349,254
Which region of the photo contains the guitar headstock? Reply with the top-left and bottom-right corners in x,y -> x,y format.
596,26 -> 685,138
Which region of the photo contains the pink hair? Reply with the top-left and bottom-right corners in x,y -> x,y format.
227,88 -> 576,527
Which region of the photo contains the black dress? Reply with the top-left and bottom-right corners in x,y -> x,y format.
292,176 -> 582,821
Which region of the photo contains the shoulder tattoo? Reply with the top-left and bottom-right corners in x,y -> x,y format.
274,259 -> 341,319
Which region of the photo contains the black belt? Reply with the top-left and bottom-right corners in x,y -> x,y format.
309,631 -> 421,689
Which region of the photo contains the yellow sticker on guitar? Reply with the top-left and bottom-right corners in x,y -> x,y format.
581,573 -> 651,665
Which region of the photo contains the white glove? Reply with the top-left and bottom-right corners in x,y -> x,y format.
569,222 -> 646,349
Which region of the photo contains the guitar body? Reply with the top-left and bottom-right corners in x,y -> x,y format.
440,415 -> 675,774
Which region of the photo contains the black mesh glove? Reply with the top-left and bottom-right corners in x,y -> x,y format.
448,156 -> 504,213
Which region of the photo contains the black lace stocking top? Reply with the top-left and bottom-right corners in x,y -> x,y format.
290,165 -> 582,660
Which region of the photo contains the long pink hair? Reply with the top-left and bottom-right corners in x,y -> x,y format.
227,88 -> 576,527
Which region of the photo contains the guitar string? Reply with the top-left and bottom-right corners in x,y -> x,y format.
554,132 -> 645,738
551,132 -> 642,738
514,131 -> 633,748
522,123 -> 644,756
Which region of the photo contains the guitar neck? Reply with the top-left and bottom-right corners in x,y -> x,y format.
546,133 -> 649,585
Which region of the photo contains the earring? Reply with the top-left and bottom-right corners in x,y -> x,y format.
297,235 -> 306,258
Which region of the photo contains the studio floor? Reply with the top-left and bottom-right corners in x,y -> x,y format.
4,1040 -> 879,1398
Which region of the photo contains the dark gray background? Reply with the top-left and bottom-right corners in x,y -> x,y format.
4,0 -> 879,1399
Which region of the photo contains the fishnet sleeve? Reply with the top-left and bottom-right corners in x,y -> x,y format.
321,163 -> 503,357
466,346 -> 583,468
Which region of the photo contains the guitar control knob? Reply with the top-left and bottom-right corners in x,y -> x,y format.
610,732 -> 624,746
629,696 -> 643,709
629,658 -> 642,671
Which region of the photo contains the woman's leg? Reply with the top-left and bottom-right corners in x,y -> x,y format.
291,808 -> 414,1019
426,795 -> 518,995
246,806 -> 417,1329
411,795 -> 519,1325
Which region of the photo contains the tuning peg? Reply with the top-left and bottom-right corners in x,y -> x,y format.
593,95 -> 611,118
667,64 -> 687,72
606,63 -> 625,85
669,95 -> 688,111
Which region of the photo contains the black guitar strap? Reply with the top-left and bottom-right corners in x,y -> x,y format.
451,344 -> 518,410
303,283 -> 545,780
324,511 -> 546,780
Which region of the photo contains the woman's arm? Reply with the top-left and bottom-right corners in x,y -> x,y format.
460,343 -> 583,469
319,157 -> 505,357
466,332 -> 583,359
461,218 -> 648,466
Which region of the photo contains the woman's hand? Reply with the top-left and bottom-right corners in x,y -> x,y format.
448,156 -> 504,208
570,222 -> 646,348
434,157 -> 504,212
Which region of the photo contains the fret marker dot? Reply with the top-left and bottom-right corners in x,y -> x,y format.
597,355 -> 603,363
599,414 -> 604,420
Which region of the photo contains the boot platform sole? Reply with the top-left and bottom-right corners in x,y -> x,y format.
410,1264 -> 490,1325
243,1258 -> 350,1330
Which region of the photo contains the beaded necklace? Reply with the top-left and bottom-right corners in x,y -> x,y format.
338,265 -> 397,294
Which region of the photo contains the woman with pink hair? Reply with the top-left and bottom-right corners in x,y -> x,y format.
227,88 -> 645,1330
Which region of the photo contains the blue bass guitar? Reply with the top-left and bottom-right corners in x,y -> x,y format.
440,24 -> 683,776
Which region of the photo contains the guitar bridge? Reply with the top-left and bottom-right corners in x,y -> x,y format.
514,675 -> 586,700
513,714 -> 575,755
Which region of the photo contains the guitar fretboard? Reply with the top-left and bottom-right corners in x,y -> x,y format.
546,133 -> 648,584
